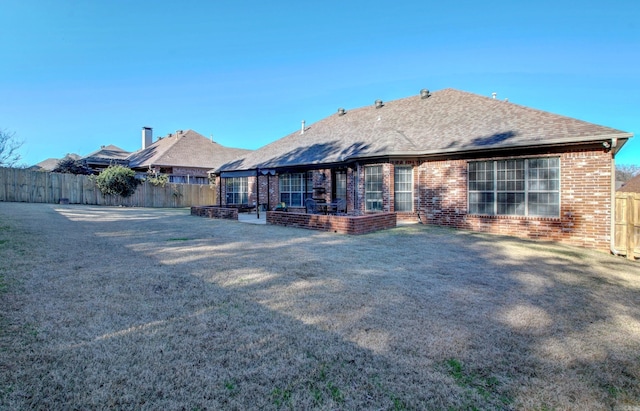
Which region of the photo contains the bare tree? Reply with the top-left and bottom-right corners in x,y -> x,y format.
616,164 -> 640,183
0,129 -> 23,167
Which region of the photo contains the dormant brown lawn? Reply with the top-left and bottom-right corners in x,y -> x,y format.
1,203 -> 639,410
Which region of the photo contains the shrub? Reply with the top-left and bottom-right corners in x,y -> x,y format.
53,158 -> 93,175
145,171 -> 169,187
93,165 -> 141,198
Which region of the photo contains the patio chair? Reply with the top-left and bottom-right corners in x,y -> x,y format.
334,198 -> 347,215
305,198 -> 318,214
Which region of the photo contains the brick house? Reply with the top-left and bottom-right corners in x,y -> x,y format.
76,128 -> 251,184
214,88 -> 632,250
127,129 -> 251,184
82,145 -> 130,173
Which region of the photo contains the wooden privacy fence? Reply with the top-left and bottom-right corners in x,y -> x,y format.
614,192 -> 640,260
0,167 -> 216,208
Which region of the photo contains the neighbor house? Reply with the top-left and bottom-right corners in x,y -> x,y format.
32,127 -> 252,184
29,153 -> 81,171
82,145 -> 130,173
214,88 -> 632,251
127,128 -> 250,184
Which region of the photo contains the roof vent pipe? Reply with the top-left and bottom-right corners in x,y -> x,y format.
301,120 -> 306,134
375,99 -> 384,109
492,92 -> 497,99
338,108 -> 346,116
420,89 -> 430,99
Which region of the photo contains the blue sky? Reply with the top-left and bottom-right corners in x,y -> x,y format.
1,0 -> 638,166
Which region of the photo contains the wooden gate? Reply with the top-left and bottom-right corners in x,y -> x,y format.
614,192 -> 640,260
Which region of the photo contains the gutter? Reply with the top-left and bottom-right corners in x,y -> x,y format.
346,133 -> 633,162
216,133 -> 632,173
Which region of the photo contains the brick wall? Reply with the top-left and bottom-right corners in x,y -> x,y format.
266,211 -> 397,234
419,149 -> 613,251
190,206 -> 238,220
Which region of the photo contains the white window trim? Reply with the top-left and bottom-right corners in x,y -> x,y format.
467,157 -> 561,217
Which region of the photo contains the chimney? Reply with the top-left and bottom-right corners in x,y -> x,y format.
142,127 -> 153,149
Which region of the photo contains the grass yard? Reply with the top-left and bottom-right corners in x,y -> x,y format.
0,202 -> 639,410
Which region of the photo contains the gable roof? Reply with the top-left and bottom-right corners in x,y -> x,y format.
82,145 -> 131,165
30,153 -> 82,171
618,174 -> 640,193
219,88 -> 631,172
127,129 -> 250,170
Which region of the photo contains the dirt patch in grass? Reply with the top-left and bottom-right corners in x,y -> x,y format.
1,203 -> 639,410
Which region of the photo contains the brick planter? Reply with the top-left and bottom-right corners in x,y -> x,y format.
266,211 -> 397,235
190,206 -> 238,220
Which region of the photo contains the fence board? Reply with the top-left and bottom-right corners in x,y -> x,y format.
0,167 -> 216,208
615,192 -> 640,260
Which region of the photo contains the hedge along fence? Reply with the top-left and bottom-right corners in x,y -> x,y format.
0,167 -> 216,207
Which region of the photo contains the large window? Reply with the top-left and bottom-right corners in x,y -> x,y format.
468,157 -> 559,217
279,172 -> 312,207
394,166 -> 413,212
365,165 -> 383,211
225,177 -> 248,205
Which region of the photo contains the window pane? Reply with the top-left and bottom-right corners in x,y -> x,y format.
469,157 -> 559,217
279,173 -> 308,207
306,172 -> 314,194
497,192 -> 525,215
469,191 -> 495,215
226,177 -> 248,204
365,166 -> 383,211
528,192 -> 559,217
468,161 -> 494,215
527,157 -> 560,217
394,166 -> 413,212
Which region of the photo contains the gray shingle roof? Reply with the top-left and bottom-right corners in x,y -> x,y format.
83,145 -> 130,164
219,88 -> 631,172
30,153 -> 82,171
127,130 -> 251,170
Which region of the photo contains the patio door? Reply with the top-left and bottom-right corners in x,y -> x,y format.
332,170 -> 347,201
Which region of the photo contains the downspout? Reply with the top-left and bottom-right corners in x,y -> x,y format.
609,138 -> 623,255
218,175 -> 222,206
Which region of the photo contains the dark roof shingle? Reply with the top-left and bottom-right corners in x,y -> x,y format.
220,88 -> 631,171
127,130 -> 250,170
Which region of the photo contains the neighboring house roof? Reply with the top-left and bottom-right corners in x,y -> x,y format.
82,145 -> 131,166
127,129 -> 251,170
219,88 -> 632,172
618,174 -> 640,193
30,153 -> 82,171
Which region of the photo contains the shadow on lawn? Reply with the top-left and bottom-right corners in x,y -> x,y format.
5,204 -> 638,410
